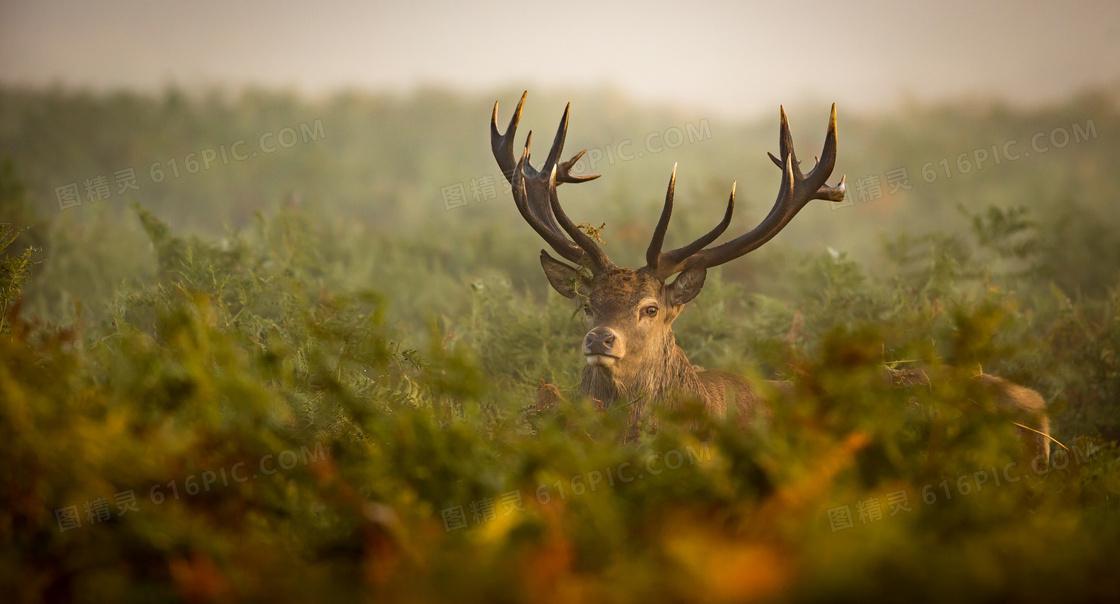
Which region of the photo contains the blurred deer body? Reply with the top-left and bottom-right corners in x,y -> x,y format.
490,92 -> 1049,459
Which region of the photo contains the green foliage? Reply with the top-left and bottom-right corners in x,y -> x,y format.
0,159 -> 39,332
0,223 -> 36,332
1,88 -> 1119,601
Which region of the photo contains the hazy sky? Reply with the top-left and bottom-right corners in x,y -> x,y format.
1,0 -> 1117,116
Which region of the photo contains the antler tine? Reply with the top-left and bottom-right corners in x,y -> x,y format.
544,103 -> 602,184
812,104 -> 838,180
782,106 -> 797,174
806,104 -> 843,200
537,103 -> 570,178
548,166 -> 613,271
670,105 -> 845,272
491,91 -> 527,183
645,163 -> 677,268
660,182 -> 735,269
559,149 -> 600,184
765,106 -> 803,179
643,169 -> 736,279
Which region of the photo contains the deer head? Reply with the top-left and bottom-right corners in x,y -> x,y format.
491,92 -> 845,403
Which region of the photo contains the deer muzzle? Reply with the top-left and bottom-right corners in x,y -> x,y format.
584,327 -> 623,366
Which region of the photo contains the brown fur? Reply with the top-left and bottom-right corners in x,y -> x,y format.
887,367 -> 1051,460
979,374 -> 1051,461
568,267 -> 777,437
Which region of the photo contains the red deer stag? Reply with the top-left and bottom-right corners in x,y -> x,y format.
490,92 -> 1050,460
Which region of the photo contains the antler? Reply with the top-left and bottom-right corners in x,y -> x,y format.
644,105 -> 846,280
491,92 -> 612,271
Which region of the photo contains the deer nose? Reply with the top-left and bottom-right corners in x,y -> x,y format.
584,328 -> 618,356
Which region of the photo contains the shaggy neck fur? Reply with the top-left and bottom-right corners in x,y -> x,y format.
578,332 -> 707,413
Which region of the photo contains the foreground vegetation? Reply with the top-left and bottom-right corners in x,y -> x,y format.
1,87 -> 1119,601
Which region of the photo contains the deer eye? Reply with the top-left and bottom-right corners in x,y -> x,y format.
642,305 -> 658,318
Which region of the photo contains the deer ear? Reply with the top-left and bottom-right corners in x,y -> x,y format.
540,250 -> 585,299
666,265 -> 707,306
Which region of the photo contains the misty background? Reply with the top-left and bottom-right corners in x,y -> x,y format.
3,0 -> 1119,114
1,0 -> 1118,325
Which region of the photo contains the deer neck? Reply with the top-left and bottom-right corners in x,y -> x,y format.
578,337 -> 704,407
